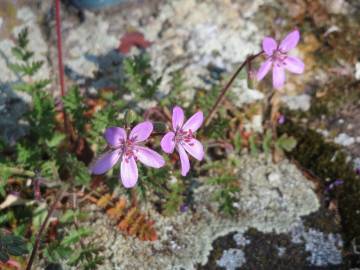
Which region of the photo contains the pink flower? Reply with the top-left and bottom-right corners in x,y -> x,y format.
161,106 -> 204,176
257,29 -> 305,89
90,121 -> 165,188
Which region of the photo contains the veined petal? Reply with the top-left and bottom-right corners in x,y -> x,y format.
172,106 -> 185,131
182,111 -> 203,132
120,156 -> 138,188
90,150 -> 121,175
279,29 -> 300,52
177,145 -> 190,176
182,139 -> 204,161
160,131 -> 176,153
135,146 -> 165,168
257,58 -> 272,81
262,37 -> 277,56
272,64 -> 286,89
129,121 -> 153,142
104,127 -> 126,147
284,56 -> 304,74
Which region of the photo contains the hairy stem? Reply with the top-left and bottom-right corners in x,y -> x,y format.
25,183 -> 69,270
270,91 -> 282,163
204,51 -> 263,127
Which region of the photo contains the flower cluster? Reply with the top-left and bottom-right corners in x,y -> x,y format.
90,106 -> 204,188
90,30 -> 306,189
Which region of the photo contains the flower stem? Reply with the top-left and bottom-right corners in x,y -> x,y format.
204,51 -> 263,127
55,0 -> 69,135
270,91 -> 282,163
25,183 -> 69,270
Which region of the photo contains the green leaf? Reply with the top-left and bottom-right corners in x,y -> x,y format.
46,133 -> 66,148
276,134 -> 297,152
61,228 -> 93,246
262,129 -> 272,157
0,250 -> 9,263
32,203 -> 48,231
59,210 -> 88,224
249,134 -> 258,156
0,231 -> 28,263
233,131 -> 242,153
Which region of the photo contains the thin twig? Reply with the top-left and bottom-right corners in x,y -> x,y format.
25,184 -> 69,270
203,51 -> 263,127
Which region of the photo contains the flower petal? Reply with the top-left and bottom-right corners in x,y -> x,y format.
120,156 -> 138,188
135,146 -> 165,168
160,131 -> 176,153
279,29 -> 300,52
177,145 -> 190,176
129,121 -> 153,142
172,106 -> 184,131
90,150 -> 121,175
272,64 -> 285,89
182,139 -> 204,161
262,37 -> 277,56
257,58 -> 272,81
104,127 -> 126,147
284,56 -> 304,74
182,111 -> 203,132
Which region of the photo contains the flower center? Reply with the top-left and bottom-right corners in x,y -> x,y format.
272,49 -> 287,66
118,138 -> 136,162
175,129 -> 194,146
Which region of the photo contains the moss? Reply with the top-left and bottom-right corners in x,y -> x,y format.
278,121 -> 360,244
309,80 -> 360,119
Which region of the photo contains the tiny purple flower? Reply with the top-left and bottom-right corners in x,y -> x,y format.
325,179 -> 344,193
257,29 -> 305,89
161,106 -> 204,176
180,204 -> 189,212
278,114 -> 286,125
90,121 -> 165,188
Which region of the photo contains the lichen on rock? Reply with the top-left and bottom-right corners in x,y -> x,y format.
81,155 -> 319,270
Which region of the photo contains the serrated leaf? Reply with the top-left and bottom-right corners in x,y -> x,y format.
46,133 -> 66,148
276,134 -> 297,152
6,245 -> 28,256
61,228 -> 93,246
0,250 -> 9,263
32,203 -> 48,231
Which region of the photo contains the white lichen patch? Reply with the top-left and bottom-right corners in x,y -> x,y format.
334,133 -> 355,146
217,249 -> 246,270
277,246 -> 286,257
79,155 -> 319,270
233,232 -> 251,247
143,0 -> 265,96
290,222 -> 343,266
281,94 -> 311,111
59,0 -> 266,98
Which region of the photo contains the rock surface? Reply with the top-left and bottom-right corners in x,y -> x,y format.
73,155 -> 321,270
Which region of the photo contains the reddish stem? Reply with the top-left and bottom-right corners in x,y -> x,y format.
203,51 -> 263,127
55,0 -> 65,97
55,0 -> 69,134
25,184 -> 69,270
